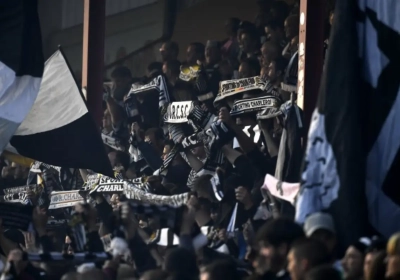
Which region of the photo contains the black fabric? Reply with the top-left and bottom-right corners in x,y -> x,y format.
128,233 -> 157,274
11,113 -> 114,177
275,105 -> 304,183
165,163 -> 191,189
138,91 -> 160,129
298,0 -> 370,252
0,0 -> 44,76
0,202 -> 33,230
362,8 -> 400,207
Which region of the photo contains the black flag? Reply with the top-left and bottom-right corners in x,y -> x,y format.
297,0 -> 400,248
0,0 -> 44,153
7,49 -> 113,177
296,0 -> 369,249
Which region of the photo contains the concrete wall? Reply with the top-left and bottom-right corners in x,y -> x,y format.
39,1 -> 165,75
172,0 -> 259,61
38,0 -> 259,78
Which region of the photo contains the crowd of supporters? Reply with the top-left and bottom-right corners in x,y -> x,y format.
1,1 -> 398,280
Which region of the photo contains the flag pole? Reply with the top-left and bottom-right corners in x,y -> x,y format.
297,0 -> 326,133
81,0 -> 106,128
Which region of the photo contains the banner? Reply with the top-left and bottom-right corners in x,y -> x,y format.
182,132 -> 205,149
30,161 -> 61,174
163,101 -> 193,123
101,133 -> 125,152
262,174 -> 300,205
214,76 -> 274,103
48,190 -> 84,209
124,186 -> 190,207
89,177 -> 126,194
83,175 -> 149,194
1,184 -> 41,204
230,96 -> 280,117
127,75 -> 170,107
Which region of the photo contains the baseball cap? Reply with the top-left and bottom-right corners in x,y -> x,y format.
304,212 -> 336,237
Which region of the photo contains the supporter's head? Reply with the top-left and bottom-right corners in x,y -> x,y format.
254,13 -> 270,32
305,265 -> 342,280
163,183 -> 181,195
186,42 -> 205,65
270,1 -> 290,24
160,41 -> 179,62
224,17 -> 241,38
386,233 -> 400,279
205,40 -> 222,66
145,127 -> 165,153
191,145 -> 207,160
284,15 -> 300,40
240,29 -> 260,54
238,58 -> 261,78
342,238 -> 371,280
167,274 -> 194,280
147,61 -> 163,78
366,250 -> 386,280
164,248 -> 199,279
256,0 -> 273,13
264,20 -> 286,44
108,150 -> 130,171
77,269 -> 108,280
140,269 -> 169,280
125,164 -> 137,179
287,238 -> 331,280
102,109 -> 112,132
284,0 -> 298,6
11,162 -> 25,180
237,21 -> 256,45
329,10 -> 334,27
163,59 -> 181,85
260,41 -> 283,67
116,264 -> 136,279
363,237 -> 386,278
111,66 -> 132,101
173,81 -> 195,101
267,56 -> 288,83
304,212 -> 337,254
219,59 -> 234,80
162,139 -> 174,160
148,175 -> 170,195
256,217 -> 305,274
200,259 -> 240,280
1,163 -> 27,180
260,66 -> 268,78
61,272 -> 79,280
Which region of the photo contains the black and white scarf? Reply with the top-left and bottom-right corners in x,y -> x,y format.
1,184 -> 42,204
124,186 -> 190,207
102,133 -> 126,152
48,190 -> 85,209
163,101 -> 194,124
127,75 -> 170,108
187,104 -> 216,131
214,76 -> 269,103
230,96 -> 281,117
